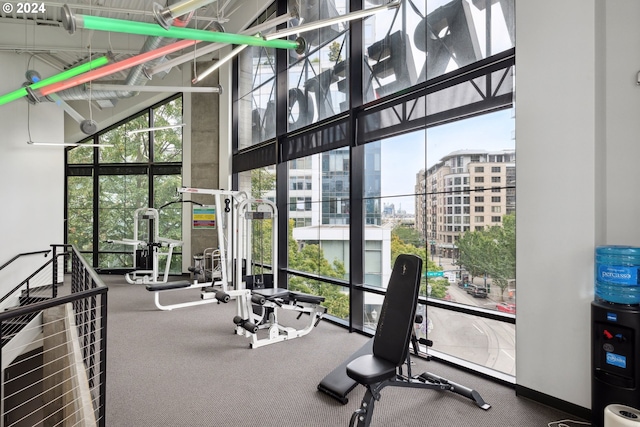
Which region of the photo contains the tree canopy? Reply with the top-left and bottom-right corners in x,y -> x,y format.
67,96 -> 184,271
456,214 -> 515,300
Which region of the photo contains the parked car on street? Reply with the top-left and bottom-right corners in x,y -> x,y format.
466,285 -> 488,298
496,302 -> 516,314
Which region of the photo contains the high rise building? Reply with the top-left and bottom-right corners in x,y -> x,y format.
416,149 -> 515,259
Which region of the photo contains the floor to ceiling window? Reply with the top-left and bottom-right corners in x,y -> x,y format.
234,0 -> 514,380
66,95 -> 184,273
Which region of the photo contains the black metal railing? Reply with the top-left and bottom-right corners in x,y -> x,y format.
0,245 -> 108,426
0,250 -> 51,274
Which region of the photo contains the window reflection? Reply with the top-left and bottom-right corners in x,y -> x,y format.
362,0 -> 514,99
238,44 -> 276,147
288,0 -> 349,129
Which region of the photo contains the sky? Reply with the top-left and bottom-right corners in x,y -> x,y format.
378,109 -> 515,214
371,0 -> 515,214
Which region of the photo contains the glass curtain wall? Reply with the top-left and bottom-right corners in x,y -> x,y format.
66,95 -> 184,272
233,0 -> 515,378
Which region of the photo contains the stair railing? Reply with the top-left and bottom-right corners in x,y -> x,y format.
0,245 -> 108,426
0,250 -> 50,274
0,246 -> 68,307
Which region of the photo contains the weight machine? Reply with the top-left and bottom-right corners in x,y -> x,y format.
143,188 -> 250,310
106,207 -> 183,285
149,187 -> 326,348
228,194 -> 327,348
145,187 -> 280,310
176,187 -> 277,293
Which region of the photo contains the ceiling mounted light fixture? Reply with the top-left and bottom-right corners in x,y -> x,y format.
146,13 -> 295,77
126,123 -> 186,136
39,38 -> 199,96
61,5 -> 305,53
192,43 -> 249,84
153,0 -> 218,30
264,1 -> 401,41
0,55 -> 109,106
89,84 -> 222,93
27,141 -> 114,148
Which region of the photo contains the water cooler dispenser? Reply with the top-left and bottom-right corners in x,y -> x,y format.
592,246 -> 640,427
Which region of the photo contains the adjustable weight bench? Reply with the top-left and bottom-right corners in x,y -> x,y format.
233,287 -> 327,349
345,254 -> 491,427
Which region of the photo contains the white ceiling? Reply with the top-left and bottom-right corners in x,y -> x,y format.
0,0 -> 272,140
0,0 -> 271,73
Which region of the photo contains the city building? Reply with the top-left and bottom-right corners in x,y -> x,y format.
416,149 -> 515,259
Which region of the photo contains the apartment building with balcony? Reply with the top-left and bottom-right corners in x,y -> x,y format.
417,149 -> 516,259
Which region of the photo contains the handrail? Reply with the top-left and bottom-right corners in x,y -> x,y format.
0,250 -> 50,272
0,252 -> 66,305
0,245 -> 108,426
0,286 -> 106,322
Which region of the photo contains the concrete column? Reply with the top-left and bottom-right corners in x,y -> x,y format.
189,64 -> 221,259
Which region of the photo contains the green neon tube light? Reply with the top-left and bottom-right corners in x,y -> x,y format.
62,6 -> 304,53
0,55 -> 109,106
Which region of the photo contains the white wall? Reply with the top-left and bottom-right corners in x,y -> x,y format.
516,0 -> 640,410
604,2 -> 640,243
0,53 -> 65,277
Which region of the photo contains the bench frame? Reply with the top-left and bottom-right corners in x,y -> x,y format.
233,288 -> 327,349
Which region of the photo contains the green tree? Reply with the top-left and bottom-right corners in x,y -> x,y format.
456,214 -> 516,300
67,97 -> 184,271
328,41 -> 343,63
248,168 -> 276,268
390,226 -> 448,299
393,225 -> 424,247
251,167 -> 276,199
288,219 -> 349,319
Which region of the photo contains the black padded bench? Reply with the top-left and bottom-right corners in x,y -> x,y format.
344,254 -> 490,427
145,281 -> 192,292
252,287 -> 325,305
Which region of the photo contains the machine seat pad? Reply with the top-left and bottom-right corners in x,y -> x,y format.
346,354 -> 397,385
252,288 -> 290,299
145,281 -> 192,292
289,292 -> 325,304
252,288 -> 325,304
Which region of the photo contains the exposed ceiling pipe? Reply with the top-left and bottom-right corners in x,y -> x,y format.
153,0 -> 219,30
56,3 -> 197,107
24,70 -> 98,134
146,12 -> 294,77
90,83 -> 222,93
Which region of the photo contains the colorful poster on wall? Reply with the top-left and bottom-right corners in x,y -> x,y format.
193,205 -> 216,229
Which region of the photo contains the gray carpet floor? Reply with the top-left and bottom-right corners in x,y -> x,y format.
102,274 -> 588,427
